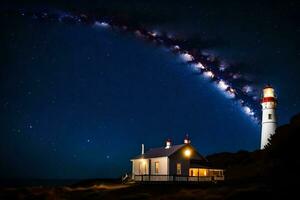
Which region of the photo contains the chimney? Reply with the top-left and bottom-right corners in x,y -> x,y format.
141,144 -> 144,155
184,134 -> 191,144
165,139 -> 172,149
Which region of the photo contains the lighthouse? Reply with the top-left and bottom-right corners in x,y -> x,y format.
260,85 -> 277,149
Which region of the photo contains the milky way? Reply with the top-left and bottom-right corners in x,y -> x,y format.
9,8 -> 260,122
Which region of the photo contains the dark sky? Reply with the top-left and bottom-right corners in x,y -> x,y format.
0,1 -> 299,179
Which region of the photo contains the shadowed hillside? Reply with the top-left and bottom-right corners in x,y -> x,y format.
207,112 -> 300,198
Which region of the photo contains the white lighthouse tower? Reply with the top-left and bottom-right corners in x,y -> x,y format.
260,85 -> 277,149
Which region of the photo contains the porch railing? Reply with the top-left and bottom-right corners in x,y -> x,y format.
133,175 -> 224,182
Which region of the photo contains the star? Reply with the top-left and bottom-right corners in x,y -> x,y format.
129,117 -> 135,123
16,129 -> 21,134
106,155 -> 110,159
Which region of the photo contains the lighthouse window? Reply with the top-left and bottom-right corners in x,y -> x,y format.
268,114 -> 272,119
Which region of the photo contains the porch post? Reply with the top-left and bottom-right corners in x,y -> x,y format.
149,160 -> 151,174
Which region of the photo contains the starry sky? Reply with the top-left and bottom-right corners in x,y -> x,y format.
0,0 -> 299,179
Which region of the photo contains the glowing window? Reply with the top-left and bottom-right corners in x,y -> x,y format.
155,162 -> 159,174
189,168 -> 199,176
199,169 -> 208,176
176,163 -> 181,175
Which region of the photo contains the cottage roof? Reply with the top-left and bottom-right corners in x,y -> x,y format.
132,144 -> 187,159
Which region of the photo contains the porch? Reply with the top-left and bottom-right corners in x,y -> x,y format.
134,174 -> 224,182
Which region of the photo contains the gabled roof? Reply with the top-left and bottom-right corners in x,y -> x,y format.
132,144 -> 186,159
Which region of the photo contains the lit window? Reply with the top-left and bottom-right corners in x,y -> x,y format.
268,114 -> 272,119
155,162 -> 159,174
199,168 -> 208,176
176,163 -> 181,175
189,168 -> 199,176
189,169 -> 193,176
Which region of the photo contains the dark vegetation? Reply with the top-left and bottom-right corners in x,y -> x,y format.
1,113 -> 299,199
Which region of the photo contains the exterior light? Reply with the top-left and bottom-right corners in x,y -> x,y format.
141,159 -> 146,166
184,149 -> 191,157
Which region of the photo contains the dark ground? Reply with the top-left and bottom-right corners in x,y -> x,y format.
0,180 -> 272,200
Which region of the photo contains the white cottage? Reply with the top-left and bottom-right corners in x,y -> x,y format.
131,137 -> 224,182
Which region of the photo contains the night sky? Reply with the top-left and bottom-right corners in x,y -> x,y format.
1,1 -> 299,179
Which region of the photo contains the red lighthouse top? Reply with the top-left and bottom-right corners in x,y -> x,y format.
261,85 -> 277,103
